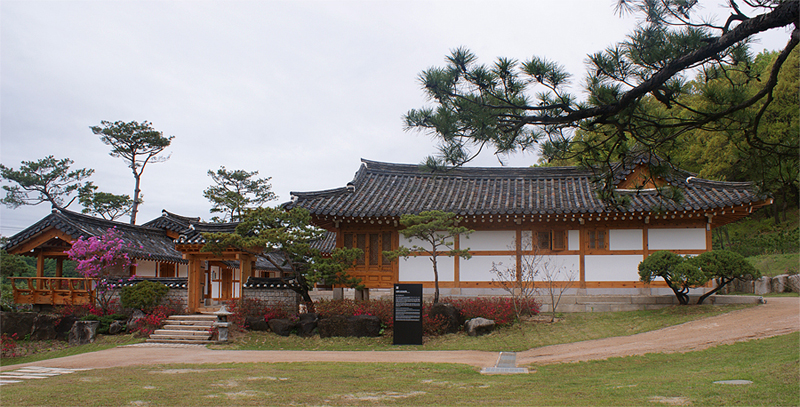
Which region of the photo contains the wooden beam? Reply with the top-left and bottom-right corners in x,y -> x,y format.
8,228 -> 75,255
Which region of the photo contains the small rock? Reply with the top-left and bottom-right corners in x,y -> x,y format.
465,317 -> 495,337
297,313 -> 318,337
109,320 -> 125,335
268,318 -> 296,337
246,316 -> 269,331
69,320 -> 100,345
429,303 -> 462,334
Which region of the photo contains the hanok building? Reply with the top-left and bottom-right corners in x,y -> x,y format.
4,208 -> 290,312
285,158 -> 771,296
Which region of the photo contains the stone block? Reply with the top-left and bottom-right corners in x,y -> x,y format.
771,275 -> 788,293
318,315 -> 348,338
576,296 -> 632,304
465,317 -> 495,337
31,314 -> 76,341
267,318 -> 297,337
297,313 -> 318,337
68,320 -> 99,346
787,275 -> 800,293
108,320 -> 126,335
754,276 -> 771,295
429,303 -> 463,333
347,315 -> 382,337
0,312 -> 37,338
246,316 -> 269,331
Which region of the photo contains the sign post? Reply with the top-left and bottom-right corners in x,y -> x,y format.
393,283 -> 423,345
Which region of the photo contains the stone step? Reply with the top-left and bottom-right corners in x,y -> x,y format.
150,329 -> 211,337
162,320 -> 215,327
166,315 -> 217,321
145,338 -> 217,345
149,333 -> 212,341
161,324 -> 212,331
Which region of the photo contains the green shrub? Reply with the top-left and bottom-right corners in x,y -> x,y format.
80,314 -> 126,334
120,280 -> 169,312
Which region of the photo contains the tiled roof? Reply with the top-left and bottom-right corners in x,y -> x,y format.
4,208 -> 186,263
286,158 -> 768,217
141,210 -> 201,232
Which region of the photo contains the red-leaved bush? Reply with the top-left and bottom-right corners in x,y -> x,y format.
128,301 -> 185,337
315,298 -> 395,328
56,300 -> 121,318
226,298 -> 296,331
443,297 -> 539,326
1,333 -> 19,358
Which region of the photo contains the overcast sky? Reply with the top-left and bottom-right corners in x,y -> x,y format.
0,0 -> 790,235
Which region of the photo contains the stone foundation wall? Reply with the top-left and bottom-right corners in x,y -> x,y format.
716,274 -> 800,295
242,288 -> 301,315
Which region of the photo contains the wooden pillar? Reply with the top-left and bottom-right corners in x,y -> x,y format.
55,258 -> 64,278
187,255 -> 203,313
36,250 -> 45,289
238,253 -> 253,297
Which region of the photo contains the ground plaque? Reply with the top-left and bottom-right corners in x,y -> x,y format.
393,284 -> 423,345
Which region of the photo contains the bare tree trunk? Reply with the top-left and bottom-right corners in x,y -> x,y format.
130,173 -> 141,225
431,254 -> 439,303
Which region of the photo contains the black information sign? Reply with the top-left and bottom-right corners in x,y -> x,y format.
393,283 -> 423,345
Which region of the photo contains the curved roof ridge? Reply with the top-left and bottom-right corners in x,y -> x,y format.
360,158 -> 589,178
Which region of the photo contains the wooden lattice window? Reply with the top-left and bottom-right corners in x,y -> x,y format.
536,230 -> 566,251
343,232 -> 394,268
587,229 -> 607,250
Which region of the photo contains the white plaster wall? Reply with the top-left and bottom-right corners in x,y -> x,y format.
177,264 -> 188,278
568,230 -> 580,250
648,228 -> 706,250
135,260 -> 157,277
234,268 -> 240,298
211,266 -> 220,298
609,229 -> 643,250
461,230 -> 515,251
399,255 -> 454,281
585,255 -> 643,281
537,255 -> 581,281
460,255 -> 513,281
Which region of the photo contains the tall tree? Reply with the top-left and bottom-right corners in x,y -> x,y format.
0,156 -> 94,210
405,1 -> 798,201
675,48 -> 799,221
203,166 -> 278,222
91,120 -> 173,224
201,207 -> 362,309
383,211 -> 473,303
78,186 -> 134,221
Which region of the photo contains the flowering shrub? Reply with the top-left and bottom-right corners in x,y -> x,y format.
66,227 -> 138,314
1,333 -> 19,358
129,309 -> 168,337
444,297 -> 539,326
127,302 -> 184,337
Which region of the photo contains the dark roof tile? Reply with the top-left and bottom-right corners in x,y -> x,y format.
285,158 -> 768,217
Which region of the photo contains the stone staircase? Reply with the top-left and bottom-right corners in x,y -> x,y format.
146,314 -> 217,344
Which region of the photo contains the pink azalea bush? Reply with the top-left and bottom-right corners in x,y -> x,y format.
65,227 -> 138,314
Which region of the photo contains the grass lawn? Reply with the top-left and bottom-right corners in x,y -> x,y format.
216,303 -> 754,352
2,332 -> 797,406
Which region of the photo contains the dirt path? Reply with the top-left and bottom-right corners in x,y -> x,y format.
2,297 -> 797,371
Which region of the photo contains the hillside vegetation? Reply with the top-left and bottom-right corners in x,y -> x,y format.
713,208 -> 799,277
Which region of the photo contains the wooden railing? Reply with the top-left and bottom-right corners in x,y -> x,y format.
10,277 -> 95,306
